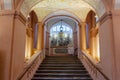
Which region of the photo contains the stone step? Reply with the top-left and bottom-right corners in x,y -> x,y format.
38,67 -> 86,70
41,62 -> 82,64
32,55 -> 92,80
36,70 -> 88,74
40,64 -> 84,67
32,77 -> 93,80
32,77 -> 92,80
44,59 -> 80,62
36,70 -> 87,73
34,73 -> 90,77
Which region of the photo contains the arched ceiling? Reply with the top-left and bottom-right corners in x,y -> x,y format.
46,16 -> 78,31
42,10 -> 81,23
20,0 -> 106,22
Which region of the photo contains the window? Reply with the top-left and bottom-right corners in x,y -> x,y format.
50,21 -> 73,47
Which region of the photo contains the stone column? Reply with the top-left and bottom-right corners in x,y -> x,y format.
37,22 -> 43,50
99,12 -> 114,80
112,10 -> 120,80
0,11 -> 26,80
81,22 -> 86,51
25,27 -> 33,59
0,11 -> 15,80
90,28 -> 96,58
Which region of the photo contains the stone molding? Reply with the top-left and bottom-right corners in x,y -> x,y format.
98,11 -> 112,25
112,10 -> 120,16
26,27 -> 33,37
14,11 -> 27,25
0,10 -> 26,25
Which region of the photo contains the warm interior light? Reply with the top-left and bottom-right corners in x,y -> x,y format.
54,34 -> 57,39
25,36 -> 32,60
96,33 -> 100,61
64,33 -> 68,38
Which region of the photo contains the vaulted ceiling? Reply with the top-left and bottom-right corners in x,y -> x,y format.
31,0 -> 94,22
20,0 -> 106,22
45,16 -> 78,31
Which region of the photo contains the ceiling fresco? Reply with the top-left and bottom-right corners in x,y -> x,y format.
20,0 -> 106,22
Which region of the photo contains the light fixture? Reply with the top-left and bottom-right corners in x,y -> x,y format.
60,19 -> 63,32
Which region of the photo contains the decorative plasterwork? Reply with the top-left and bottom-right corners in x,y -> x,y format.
33,7 -> 91,22
84,0 -> 106,17
46,16 -> 78,30
20,0 -> 106,21
43,10 -> 81,23
115,0 -> 120,9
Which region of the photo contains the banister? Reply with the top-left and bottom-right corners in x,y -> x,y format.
80,52 -> 110,80
17,52 -> 43,80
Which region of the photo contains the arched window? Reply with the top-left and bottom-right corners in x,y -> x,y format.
50,22 -> 72,33
50,21 -> 73,47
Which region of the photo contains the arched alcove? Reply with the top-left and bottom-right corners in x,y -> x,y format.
85,10 -> 100,61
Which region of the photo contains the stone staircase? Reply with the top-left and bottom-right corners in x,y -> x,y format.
32,55 -> 93,80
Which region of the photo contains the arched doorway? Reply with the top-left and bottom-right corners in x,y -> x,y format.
44,16 -> 79,56
50,20 -> 73,47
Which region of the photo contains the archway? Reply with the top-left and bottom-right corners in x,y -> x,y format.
43,16 -> 79,56
85,10 -> 100,61
19,0 -> 107,18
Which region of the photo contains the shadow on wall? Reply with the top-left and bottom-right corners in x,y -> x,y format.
0,50 -> 7,80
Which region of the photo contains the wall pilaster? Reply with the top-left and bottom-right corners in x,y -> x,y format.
111,10 -> 120,80
99,12 -> 115,80
0,10 -> 26,80
81,22 -> 86,51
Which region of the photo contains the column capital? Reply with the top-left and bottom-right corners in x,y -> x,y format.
0,10 -> 15,16
0,10 -> 27,25
38,22 -> 42,25
81,21 -> 86,23
98,11 -> 112,25
112,10 -> 120,16
81,22 -> 86,27
26,27 -> 33,37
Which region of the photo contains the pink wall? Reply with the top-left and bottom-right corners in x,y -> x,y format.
99,17 -> 114,80
12,18 -> 26,80
73,31 -> 78,55
0,15 -> 14,80
0,14 -> 26,80
112,11 -> 120,80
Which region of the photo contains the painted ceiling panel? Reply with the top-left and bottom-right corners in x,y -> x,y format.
84,0 -> 105,16
20,0 -> 106,21
32,0 -> 93,22
43,10 -> 81,22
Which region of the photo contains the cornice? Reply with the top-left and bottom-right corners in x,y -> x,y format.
0,10 -> 27,25
112,10 -> 120,16
98,11 -> 112,25
14,11 -> 27,25
0,10 -> 15,16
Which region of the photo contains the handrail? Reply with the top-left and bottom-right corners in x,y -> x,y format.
80,52 -> 110,80
17,52 -> 42,80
